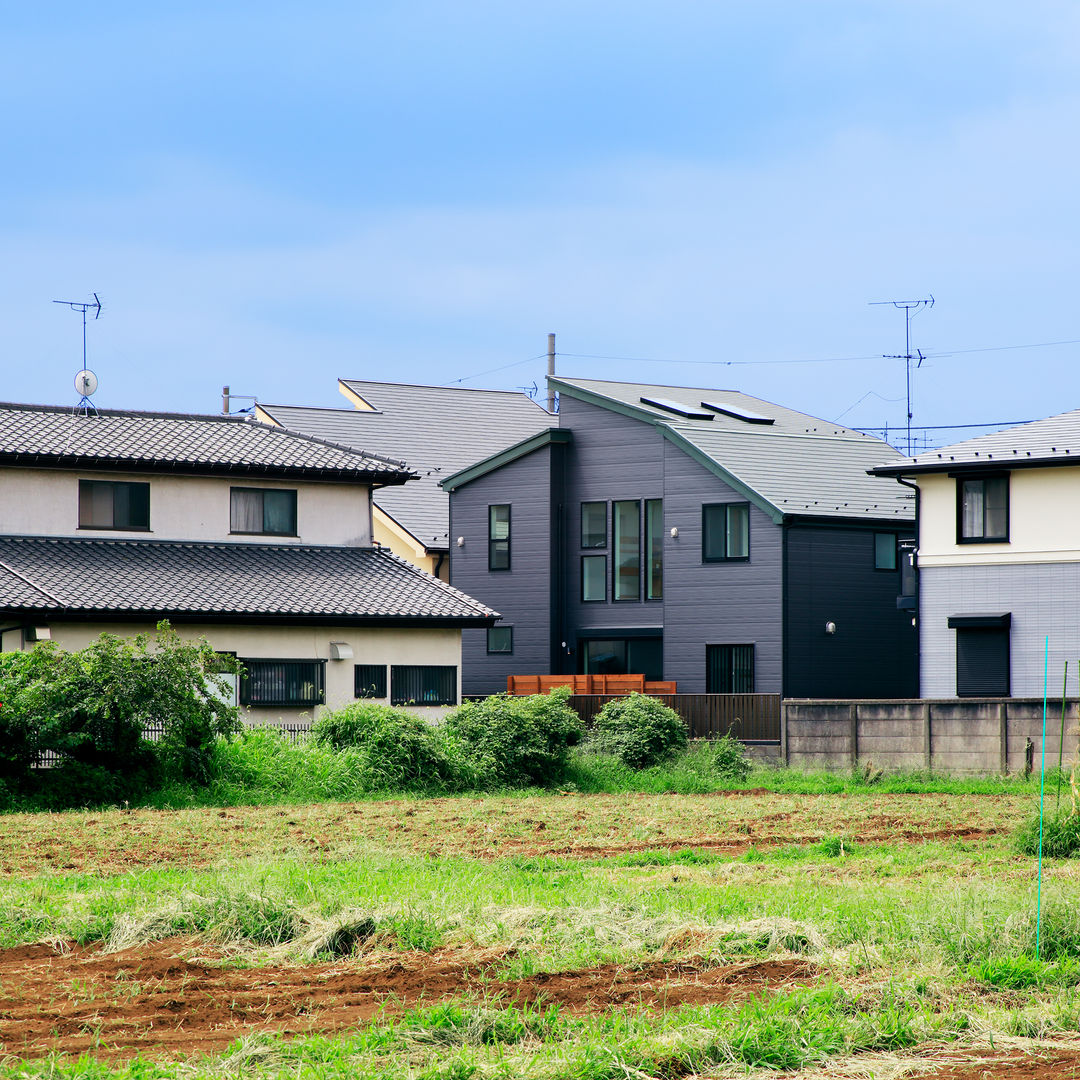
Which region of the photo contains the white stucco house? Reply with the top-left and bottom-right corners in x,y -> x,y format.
0,402 -> 498,722
871,409 -> 1080,698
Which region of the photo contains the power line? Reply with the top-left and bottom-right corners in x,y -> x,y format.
447,353 -> 548,386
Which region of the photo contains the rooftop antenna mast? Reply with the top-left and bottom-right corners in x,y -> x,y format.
870,295 -> 934,455
53,293 -> 102,414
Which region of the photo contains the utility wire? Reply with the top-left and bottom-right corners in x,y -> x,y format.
447,354 -> 548,386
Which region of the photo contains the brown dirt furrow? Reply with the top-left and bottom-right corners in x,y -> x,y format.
0,939 -> 818,1061
903,1046 -> 1080,1078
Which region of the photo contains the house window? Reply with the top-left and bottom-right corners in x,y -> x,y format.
949,615 -> 1011,697
646,499 -> 663,600
391,665 -> 458,706
581,502 -> 607,548
702,503 -> 749,561
613,500 -> 640,600
354,664 -> 387,699
487,627 -> 513,654
205,651 -> 238,707
874,533 -> 898,570
231,488 -> 297,536
240,659 -> 325,706
581,555 -> 607,602
489,505 -> 511,570
582,637 -> 663,681
957,475 -> 1008,542
78,480 -> 150,530
706,644 -> 755,693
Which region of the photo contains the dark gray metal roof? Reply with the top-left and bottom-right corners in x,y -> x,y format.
0,402 -> 414,484
258,382 -> 552,550
554,378 -> 914,522
0,536 -> 498,624
871,408 -> 1080,476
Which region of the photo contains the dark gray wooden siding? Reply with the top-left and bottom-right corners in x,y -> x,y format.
449,443 -> 557,696
783,524 -> 917,698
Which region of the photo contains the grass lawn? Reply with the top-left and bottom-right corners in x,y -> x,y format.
3,781 -> 1080,1078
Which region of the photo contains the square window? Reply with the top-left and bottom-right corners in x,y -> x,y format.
957,475 -> 1008,542
581,554 -> 606,601
874,533 -> 897,570
354,664 -> 387,699
706,644 -> 755,693
702,503 -> 749,561
78,480 -> 150,530
487,627 -> 513,654
580,502 -> 607,548
231,488 -> 298,535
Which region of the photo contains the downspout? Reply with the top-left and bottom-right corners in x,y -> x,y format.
433,552 -> 446,582
895,476 -> 920,698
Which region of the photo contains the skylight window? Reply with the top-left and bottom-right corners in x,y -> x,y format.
700,401 -> 775,424
639,396 -> 714,420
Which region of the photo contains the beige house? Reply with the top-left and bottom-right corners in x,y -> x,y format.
256,379 -> 553,580
0,403 -> 497,722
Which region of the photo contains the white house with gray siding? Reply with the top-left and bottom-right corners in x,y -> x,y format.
872,408 -> 1080,698
443,377 -> 917,699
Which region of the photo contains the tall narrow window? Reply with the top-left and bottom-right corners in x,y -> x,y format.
231,488 -> 297,536
78,480 -> 150,530
581,502 -> 607,548
706,644 -> 755,693
581,555 -> 606,601
488,505 -> 511,570
613,500 -> 640,600
702,503 -> 750,561
646,499 -> 663,600
874,532 -> 898,570
958,475 -> 1008,542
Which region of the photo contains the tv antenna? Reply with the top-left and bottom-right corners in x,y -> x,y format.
870,295 -> 934,455
54,294 -> 103,412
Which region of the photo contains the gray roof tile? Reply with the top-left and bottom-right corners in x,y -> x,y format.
259,382 -> 552,549
0,403 -> 414,483
0,536 -> 498,623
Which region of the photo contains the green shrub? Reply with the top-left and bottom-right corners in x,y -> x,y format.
443,689 -> 582,788
1016,808 -> 1080,858
311,701 -> 463,792
709,731 -> 752,781
588,692 -> 688,769
0,647 -> 55,779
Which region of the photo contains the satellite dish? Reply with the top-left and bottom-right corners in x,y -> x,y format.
75,369 -> 98,397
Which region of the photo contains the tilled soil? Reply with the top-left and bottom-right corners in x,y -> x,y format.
0,939 -> 819,1061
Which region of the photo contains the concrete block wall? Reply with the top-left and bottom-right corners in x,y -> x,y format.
783,699 -> 1080,775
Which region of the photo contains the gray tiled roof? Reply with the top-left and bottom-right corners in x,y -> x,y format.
258,382 -> 551,550
0,537 -> 498,623
554,378 -> 914,521
0,403 -> 414,483
871,407 -> 1080,475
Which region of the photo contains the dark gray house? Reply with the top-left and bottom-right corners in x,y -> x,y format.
442,377 -> 917,698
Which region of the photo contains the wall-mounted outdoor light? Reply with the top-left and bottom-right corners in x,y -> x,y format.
825,621 -> 837,635
456,536 -> 465,547
670,527 -> 679,539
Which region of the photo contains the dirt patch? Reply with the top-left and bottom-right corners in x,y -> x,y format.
0,939 -> 818,1061
901,1045 -> 1080,1079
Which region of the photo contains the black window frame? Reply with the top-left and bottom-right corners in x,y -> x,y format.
488,504 -> 511,571
950,617 -> 1011,698
706,644 -> 755,693
580,502 -> 607,548
487,626 -> 513,654
77,479 -> 151,532
956,473 -> 1009,544
354,664 -> 388,699
645,498 -> 663,600
581,554 -> 607,602
874,532 -> 898,571
702,502 -> 750,562
390,665 -> 458,707
239,658 -> 326,707
612,499 -> 641,601
230,487 -> 299,537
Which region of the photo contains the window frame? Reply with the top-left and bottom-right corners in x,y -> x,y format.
77,479 -> 151,532
874,532 -> 898,571
645,498 -> 663,600
230,487 -> 299,537
706,644 -> 755,693
488,504 -> 511,571
702,502 -> 750,562
239,658 -> 326,707
487,626 -> 513,654
390,665 -> 458,707
354,664 -> 388,699
612,499 -> 641,601
580,554 -> 607,602
580,501 -> 607,548
955,473 -> 1009,544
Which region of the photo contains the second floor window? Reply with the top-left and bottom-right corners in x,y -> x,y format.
231,488 -> 297,536
613,500 -> 640,600
489,504 -> 510,570
958,475 -> 1008,542
78,479 -> 150,530
702,502 -> 750,561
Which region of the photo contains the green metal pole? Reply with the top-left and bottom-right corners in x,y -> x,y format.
1037,636 -> 1049,959
1058,661 -> 1068,810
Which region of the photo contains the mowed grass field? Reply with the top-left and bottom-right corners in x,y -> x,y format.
4,786 -> 1080,1078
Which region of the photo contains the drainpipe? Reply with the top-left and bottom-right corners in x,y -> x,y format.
895,475 -> 920,698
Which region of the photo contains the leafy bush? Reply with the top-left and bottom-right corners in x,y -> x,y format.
443,689 -> 582,788
1016,808 -> 1080,858
588,692 -> 688,769
311,701 -> 463,792
709,731 -> 752,781
0,647 -> 55,779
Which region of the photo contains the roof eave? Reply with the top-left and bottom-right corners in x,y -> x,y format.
440,427 -> 571,492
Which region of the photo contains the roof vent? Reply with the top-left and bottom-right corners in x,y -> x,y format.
639,396 -> 713,420
701,401 -> 775,424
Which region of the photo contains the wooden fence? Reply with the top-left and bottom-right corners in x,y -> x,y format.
566,693 -> 781,743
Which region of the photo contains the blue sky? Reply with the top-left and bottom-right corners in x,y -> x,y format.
3,2 -> 1079,448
